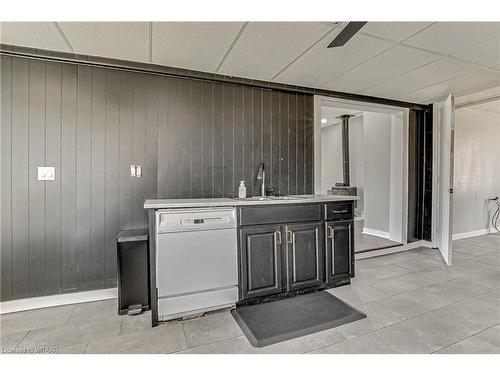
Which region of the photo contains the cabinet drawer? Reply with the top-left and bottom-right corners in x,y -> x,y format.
239,204 -> 321,226
324,202 -> 353,221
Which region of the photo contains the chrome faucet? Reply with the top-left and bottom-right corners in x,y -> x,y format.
257,162 -> 265,197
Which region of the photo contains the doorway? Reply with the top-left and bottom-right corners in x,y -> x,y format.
452,97 -> 500,240
314,96 -> 409,253
432,89 -> 500,265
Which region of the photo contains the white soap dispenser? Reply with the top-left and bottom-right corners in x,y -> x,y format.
238,180 -> 247,198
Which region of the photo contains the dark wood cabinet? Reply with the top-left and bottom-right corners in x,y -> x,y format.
238,202 -> 355,303
285,222 -> 324,291
239,224 -> 283,299
325,220 -> 354,283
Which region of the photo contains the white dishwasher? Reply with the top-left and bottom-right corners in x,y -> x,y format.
155,208 -> 238,320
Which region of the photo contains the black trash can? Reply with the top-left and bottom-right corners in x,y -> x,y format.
116,229 -> 151,315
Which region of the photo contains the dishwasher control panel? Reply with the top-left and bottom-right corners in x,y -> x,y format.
156,208 -> 237,233
181,216 -> 228,226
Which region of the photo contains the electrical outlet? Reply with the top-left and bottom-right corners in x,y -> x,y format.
130,165 -> 143,178
38,167 -> 55,181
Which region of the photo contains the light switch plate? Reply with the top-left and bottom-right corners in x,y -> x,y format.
38,167 -> 55,181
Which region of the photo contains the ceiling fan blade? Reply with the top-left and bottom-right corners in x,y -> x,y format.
327,22 -> 367,48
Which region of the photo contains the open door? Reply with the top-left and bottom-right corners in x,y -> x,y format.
434,94 -> 455,265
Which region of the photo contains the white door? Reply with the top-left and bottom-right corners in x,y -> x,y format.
433,94 -> 455,265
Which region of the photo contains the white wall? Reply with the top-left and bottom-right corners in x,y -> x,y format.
389,113 -> 404,242
320,122 -> 343,193
453,107 -> 500,235
319,110 -> 395,236
363,112 -> 392,233
320,115 -> 365,211
349,115 -> 364,215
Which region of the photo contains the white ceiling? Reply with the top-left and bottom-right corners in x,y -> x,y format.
321,107 -> 362,127
1,21 -> 499,104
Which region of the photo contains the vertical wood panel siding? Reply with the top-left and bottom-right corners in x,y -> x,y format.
0,56 -> 314,301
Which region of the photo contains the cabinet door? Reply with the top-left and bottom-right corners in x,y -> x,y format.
325,220 -> 353,283
240,225 -> 283,299
285,222 -> 324,291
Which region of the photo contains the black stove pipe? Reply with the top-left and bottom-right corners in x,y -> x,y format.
339,115 -> 352,187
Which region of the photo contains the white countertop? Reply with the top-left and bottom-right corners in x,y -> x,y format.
144,194 -> 359,209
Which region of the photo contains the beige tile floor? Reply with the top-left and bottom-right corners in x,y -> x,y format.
1,234 -> 498,354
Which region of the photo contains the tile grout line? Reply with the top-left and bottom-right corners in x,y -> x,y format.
170,281 -> 497,354
14,330 -> 30,349
171,333 -> 245,353
309,250 -> 497,353
180,321 -> 188,349
64,304 -> 78,326
5,239 -> 497,354
358,269 -> 494,309
430,322 -> 500,354
118,316 -> 123,336
310,287 -> 499,354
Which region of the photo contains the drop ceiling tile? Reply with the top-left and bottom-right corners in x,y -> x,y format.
322,45 -> 441,93
411,68 -> 500,103
273,29 -> 393,87
361,22 -> 432,42
453,35 -> 500,68
404,22 -> 500,55
218,22 -> 333,80
0,22 -> 71,52
152,22 -> 243,72
59,22 -> 149,62
362,57 -> 480,98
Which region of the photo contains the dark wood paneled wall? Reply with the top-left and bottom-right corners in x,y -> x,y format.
157,78 -> 314,199
0,55 -> 314,301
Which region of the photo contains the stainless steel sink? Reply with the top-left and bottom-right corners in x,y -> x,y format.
235,196 -> 272,201
236,195 -> 304,201
268,196 -> 303,200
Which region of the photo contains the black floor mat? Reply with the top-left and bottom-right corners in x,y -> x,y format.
231,291 -> 366,348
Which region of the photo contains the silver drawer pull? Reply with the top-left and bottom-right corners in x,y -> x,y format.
327,226 -> 334,239
332,209 -> 348,214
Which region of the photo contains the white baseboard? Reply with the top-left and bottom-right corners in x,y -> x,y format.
362,227 -> 390,239
452,228 -> 492,240
355,240 -> 432,260
0,288 -> 118,314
